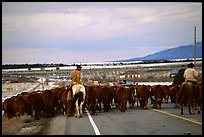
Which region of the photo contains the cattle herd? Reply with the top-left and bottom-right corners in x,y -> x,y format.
2,83 -> 202,120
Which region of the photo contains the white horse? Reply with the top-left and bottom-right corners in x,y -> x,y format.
72,84 -> 86,118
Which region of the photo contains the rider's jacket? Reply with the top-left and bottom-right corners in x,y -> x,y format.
183,68 -> 198,82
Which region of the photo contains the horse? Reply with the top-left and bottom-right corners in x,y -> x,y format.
71,84 -> 86,118
178,81 -> 201,115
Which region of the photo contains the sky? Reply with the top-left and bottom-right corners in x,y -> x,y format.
2,2 -> 202,65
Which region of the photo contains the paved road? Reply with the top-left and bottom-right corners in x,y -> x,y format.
46,103 -> 202,135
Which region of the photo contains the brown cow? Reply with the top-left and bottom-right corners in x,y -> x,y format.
2,96 -> 15,119
26,91 -> 44,120
12,94 -> 28,117
136,85 -> 151,109
169,85 -> 181,108
21,91 -> 36,117
42,89 -> 58,117
115,86 -> 129,112
51,87 -> 66,114
2,94 -> 28,119
100,85 -> 115,112
85,85 -> 99,115
61,89 -> 69,116
161,85 -> 171,103
93,86 -> 103,113
150,85 -> 164,109
126,85 -> 137,109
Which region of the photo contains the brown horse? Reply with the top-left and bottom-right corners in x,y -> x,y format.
178,81 -> 201,115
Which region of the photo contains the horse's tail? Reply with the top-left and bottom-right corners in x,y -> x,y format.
179,82 -> 195,106
178,83 -> 188,105
73,91 -> 85,105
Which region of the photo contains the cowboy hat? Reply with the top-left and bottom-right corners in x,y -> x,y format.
187,62 -> 195,68
76,64 -> 82,68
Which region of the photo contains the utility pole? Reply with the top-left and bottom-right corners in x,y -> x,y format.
194,26 -> 196,67
41,77 -> 44,91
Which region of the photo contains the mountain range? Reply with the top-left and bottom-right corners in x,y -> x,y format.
112,42 -> 202,62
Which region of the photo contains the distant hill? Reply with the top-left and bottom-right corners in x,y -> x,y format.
113,42 -> 202,62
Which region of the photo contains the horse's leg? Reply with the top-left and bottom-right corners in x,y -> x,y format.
67,100 -> 73,117
181,104 -> 184,115
79,102 -> 84,117
196,100 -> 201,114
198,106 -> 201,114
98,101 -> 102,112
194,99 -> 201,114
75,99 -> 80,118
174,103 -> 178,108
191,101 -> 196,114
188,103 -> 192,114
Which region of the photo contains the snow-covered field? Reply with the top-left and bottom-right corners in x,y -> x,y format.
2,60 -> 201,72
138,82 -> 172,86
2,82 -> 57,102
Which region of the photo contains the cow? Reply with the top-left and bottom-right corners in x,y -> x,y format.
85,85 -> 101,115
61,89 -> 69,116
169,84 -> 181,108
161,85 -> 171,103
12,94 -> 28,117
42,89 -> 58,117
2,96 -> 16,119
150,85 -> 164,109
51,87 -> 66,114
136,85 -> 151,109
3,90 -> 44,120
126,85 -> 138,109
25,91 -> 44,120
115,86 -> 130,112
2,94 -> 28,119
100,85 -> 115,112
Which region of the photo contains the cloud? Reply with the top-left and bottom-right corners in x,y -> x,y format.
2,2 -> 202,64
2,5 -> 165,42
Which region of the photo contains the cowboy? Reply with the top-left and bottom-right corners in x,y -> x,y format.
183,62 -> 199,92
67,64 -> 82,101
173,65 -> 186,85
183,62 -> 198,83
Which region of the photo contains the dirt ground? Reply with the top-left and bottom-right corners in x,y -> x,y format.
2,114 -> 51,135
2,82 -> 55,135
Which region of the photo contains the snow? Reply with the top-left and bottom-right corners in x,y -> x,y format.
138,82 -> 172,86
2,82 -> 56,103
3,60 -> 201,72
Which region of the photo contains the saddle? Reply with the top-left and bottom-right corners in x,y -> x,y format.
186,80 -> 197,85
183,80 -> 198,93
